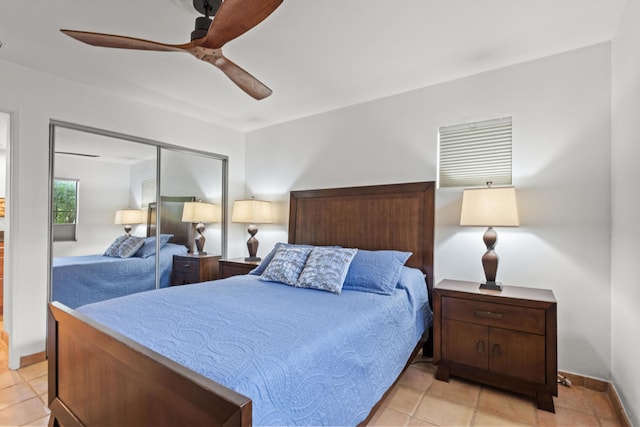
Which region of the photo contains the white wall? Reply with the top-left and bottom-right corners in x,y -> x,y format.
0,58 -> 248,368
246,44 -> 613,379
611,0 -> 640,424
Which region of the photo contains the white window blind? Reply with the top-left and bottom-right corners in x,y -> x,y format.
438,117 -> 512,188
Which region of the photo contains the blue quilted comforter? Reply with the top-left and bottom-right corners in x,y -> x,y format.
78,266 -> 432,426
52,243 -> 187,308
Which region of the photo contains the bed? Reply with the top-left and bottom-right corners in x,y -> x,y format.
47,181 -> 435,427
50,196 -> 194,309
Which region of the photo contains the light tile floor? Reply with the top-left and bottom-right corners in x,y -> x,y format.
368,359 -> 625,427
0,337 -> 625,426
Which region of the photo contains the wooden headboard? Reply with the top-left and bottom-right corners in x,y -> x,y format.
288,182 -> 435,293
147,196 -> 196,250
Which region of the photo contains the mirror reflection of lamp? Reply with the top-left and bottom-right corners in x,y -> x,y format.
114,209 -> 144,236
459,182 -> 519,291
231,199 -> 273,261
181,201 -> 219,255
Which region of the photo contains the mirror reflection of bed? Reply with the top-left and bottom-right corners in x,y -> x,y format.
49,123 -> 227,308
51,197 -> 194,308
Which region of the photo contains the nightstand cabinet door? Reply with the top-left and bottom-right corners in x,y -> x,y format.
490,328 -> 546,383
442,319 -> 488,370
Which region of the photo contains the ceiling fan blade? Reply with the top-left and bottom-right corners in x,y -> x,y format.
200,0 -> 283,49
201,52 -> 272,99
61,30 -> 191,52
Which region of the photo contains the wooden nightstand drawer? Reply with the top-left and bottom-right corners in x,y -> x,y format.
171,254 -> 220,286
173,257 -> 200,273
442,296 -> 545,335
219,258 -> 261,279
221,264 -> 253,277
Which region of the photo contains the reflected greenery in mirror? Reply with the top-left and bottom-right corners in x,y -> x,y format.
52,178 -> 79,242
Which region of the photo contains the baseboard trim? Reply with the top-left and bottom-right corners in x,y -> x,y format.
20,351 -> 46,368
559,371 -> 631,427
607,382 -> 632,427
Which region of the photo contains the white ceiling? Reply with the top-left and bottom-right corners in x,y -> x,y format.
54,127 -> 158,164
0,0 -> 629,132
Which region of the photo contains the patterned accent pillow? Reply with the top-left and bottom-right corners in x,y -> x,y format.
250,242 -> 341,275
296,247 -> 358,294
104,235 -> 129,257
116,236 -> 145,258
260,246 -> 312,286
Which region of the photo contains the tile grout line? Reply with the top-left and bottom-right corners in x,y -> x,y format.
12,369 -> 50,427
0,386 -> 44,426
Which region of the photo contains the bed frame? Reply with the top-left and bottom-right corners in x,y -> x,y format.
47,181 -> 435,427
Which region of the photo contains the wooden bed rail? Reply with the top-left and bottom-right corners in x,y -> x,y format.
47,302 -> 251,427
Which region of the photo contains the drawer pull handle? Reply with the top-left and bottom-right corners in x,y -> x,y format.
475,310 -> 502,320
181,264 -> 191,268
493,344 -> 501,356
477,341 -> 485,353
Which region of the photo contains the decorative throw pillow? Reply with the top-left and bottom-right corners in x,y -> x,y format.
104,235 -> 129,257
296,247 -> 357,294
249,242 -> 284,275
343,250 -> 412,295
250,242 -> 340,275
134,234 -> 174,258
260,246 -> 313,286
116,236 -> 145,258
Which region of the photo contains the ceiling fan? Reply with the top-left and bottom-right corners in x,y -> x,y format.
60,0 -> 283,100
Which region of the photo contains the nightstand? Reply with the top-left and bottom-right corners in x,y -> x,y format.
219,258 -> 261,279
433,279 -> 557,412
171,254 -> 221,286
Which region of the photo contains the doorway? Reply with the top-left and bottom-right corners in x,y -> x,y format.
0,111 -> 10,346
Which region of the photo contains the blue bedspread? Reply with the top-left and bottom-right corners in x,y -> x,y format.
78,266 -> 432,426
52,243 -> 187,309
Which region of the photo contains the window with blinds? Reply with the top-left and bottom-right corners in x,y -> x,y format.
438,117 -> 512,188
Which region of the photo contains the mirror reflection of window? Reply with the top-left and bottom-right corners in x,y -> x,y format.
52,178 -> 79,242
52,127 -> 159,257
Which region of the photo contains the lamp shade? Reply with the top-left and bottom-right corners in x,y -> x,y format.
460,187 -> 519,227
114,209 -> 144,225
231,199 -> 273,224
181,201 -> 219,224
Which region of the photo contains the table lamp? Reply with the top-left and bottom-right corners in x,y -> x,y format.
114,209 -> 144,236
181,201 -> 219,255
231,199 -> 273,261
460,182 -> 519,291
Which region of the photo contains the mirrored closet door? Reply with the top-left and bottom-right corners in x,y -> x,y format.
49,122 -> 227,308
